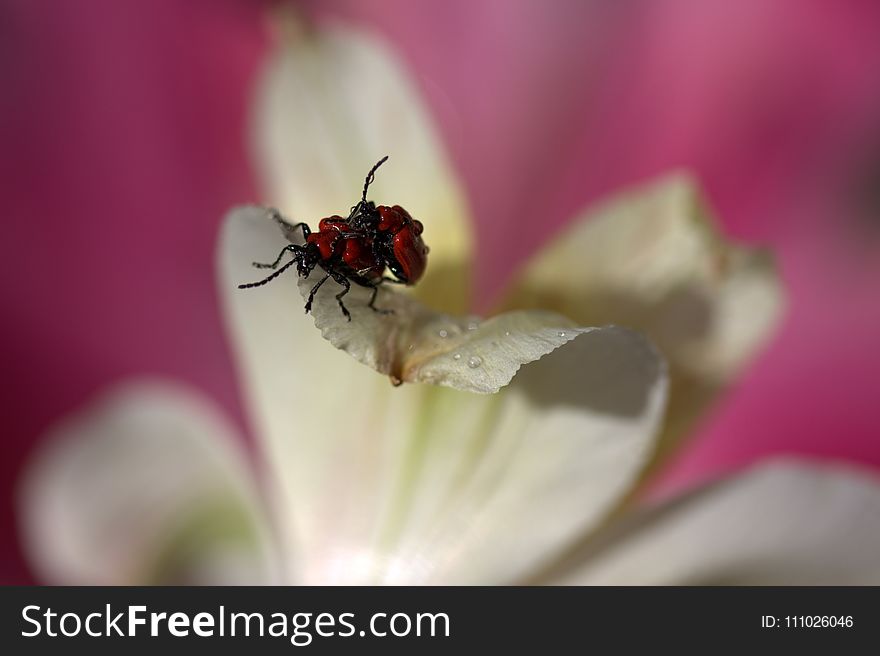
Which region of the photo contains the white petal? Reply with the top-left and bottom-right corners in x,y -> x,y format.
18,380 -> 278,585
501,174 -> 783,466
252,18 -> 473,312
221,206 -> 668,584
383,328 -> 668,584
220,205 -> 394,579
291,250 -> 591,393
544,461 -> 880,585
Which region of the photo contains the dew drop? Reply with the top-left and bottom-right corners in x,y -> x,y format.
557,331 -> 566,337
504,331 -> 511,337
467,356 -> 483,368
437,328 -> 449,338
466,318 -> 481,331
452,353 -> 462,361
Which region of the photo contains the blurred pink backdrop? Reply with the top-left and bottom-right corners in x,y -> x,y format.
2,0 -> 879,583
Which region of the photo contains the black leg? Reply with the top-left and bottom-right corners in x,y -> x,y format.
330,271 -> 352,321
289,222 -> 310,239
368,283 -> 394,315
269,208 -> 310,240
238,257 -> 299,289
304,273 -> 331,314
252,244 -> 298,269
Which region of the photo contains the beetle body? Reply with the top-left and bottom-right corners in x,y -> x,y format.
239,156 -> 428,321
303,216 -> 386,282
375,204 -> 428,283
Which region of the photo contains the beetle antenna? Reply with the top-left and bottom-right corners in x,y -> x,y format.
362,155 -> 389,204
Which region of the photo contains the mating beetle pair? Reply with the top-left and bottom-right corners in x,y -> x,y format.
239,156 -> 429,320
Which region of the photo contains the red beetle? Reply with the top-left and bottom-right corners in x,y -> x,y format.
376,204 -> 428,284
239,156 -> 429,321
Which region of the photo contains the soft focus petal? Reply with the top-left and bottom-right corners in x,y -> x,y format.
220,207 -> 668,583
252,15 -> 473,312
500,174 -> 783,466
18,380 -> 278,585
542,460 -> 880,585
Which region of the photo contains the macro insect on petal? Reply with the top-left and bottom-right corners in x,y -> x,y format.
238,156 -> 429,321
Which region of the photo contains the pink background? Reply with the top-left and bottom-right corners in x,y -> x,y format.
2,0 -> 879,583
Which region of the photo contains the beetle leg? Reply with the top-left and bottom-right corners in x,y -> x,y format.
304,273 -> 331,314
329,271 -> 352,321
268,208 -> 311,240
290,222 -> 311,239
368,283 -> 394,315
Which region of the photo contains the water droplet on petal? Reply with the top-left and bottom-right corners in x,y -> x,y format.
452,353 -> 462,361
437,328 -> 449,338
467,356 -> 482,368
504,331 -> 511,337
466,317 -> 481,331
557,331 -> 566,337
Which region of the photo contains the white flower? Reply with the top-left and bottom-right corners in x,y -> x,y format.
18,19 -> 880,585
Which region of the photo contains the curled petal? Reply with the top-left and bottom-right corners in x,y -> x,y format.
381,327 -> 669,584
298,263 -> 593,393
